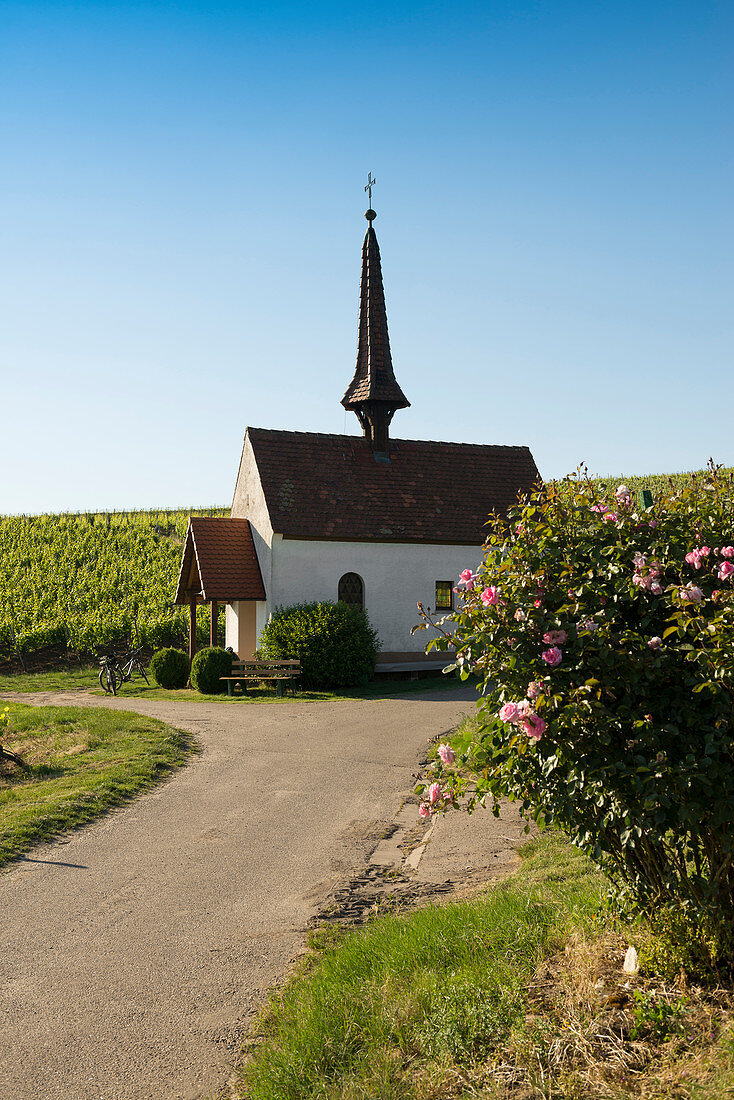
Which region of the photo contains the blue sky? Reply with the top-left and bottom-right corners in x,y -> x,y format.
1,1 -> 731,512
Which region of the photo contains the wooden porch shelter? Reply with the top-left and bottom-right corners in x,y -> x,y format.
173,518 -> 266,661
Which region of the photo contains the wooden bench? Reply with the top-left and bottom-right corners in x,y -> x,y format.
220,659 -> 301,697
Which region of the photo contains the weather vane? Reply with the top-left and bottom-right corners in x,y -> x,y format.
364,173 -> 376,223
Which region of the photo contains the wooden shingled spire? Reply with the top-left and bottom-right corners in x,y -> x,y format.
341,201 -> 410,458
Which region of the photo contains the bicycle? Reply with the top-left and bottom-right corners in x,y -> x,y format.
116,645 -> 150,689
98,646 -> 149,694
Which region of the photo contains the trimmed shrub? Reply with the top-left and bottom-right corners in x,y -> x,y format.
190,646 -> 233,694
258,601 -> 379,689
150,647 -> 190,690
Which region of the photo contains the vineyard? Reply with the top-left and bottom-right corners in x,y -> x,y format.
0,507 -> 227,666
556,465 -> 734,500
0,466 -> 730,668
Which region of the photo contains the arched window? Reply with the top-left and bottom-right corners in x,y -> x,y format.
338,572 -> 364,608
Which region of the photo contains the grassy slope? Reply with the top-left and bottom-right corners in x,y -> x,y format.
0,700 -> 195,865
236,831 -> 734,1100
237,833 -> 603,1099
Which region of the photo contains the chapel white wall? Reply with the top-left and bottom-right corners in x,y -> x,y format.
268,539 -> 484,653
225,431 -> 276,656
230,430 -> 274,596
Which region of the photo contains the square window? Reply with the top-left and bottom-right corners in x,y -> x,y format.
435,581 -> 453,611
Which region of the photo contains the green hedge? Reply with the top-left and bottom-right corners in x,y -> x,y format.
258,601 -> 379,689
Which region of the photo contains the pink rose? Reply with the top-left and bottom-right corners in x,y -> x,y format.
591,503 -> 606,513
648,636 -> 662,649
521,714 -> 546,741
542,630 -> 567,645
718,561 -> 734,581
480,586 -> 499,606
542,646 -> 562,667
680,585 -> 704,603
499,702 -> 521,723
427,782 -> 442,805
437,743 -> 456,766
633,552 -> 647,569
534,597 -> 543,608
684,549 -> 706,570
650,582 -> 663,595
419,802 -> 432,819
603,512 -> 618,522
458,569 -> 475,588
527,681 -> 543,699
721,547 -> 734,560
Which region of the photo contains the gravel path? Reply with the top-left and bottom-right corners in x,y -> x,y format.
0,686 -> 479,1099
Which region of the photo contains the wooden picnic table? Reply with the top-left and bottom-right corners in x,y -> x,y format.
220,658 -> 301,697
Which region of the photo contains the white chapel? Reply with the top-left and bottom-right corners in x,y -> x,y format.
174,205 -> 539,668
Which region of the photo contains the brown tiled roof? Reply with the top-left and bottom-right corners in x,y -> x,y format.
174,518 -> 266,603
247,428 -> 540,544
342,226 -> 410,412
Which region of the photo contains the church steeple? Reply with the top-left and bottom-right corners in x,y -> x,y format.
341,203 -> 410,457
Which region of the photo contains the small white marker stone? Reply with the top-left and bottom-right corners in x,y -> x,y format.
623,945 -> 639,975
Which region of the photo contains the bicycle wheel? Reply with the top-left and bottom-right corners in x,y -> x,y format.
99,666 -> 118,695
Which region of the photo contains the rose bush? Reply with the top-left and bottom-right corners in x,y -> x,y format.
418,464 -> 734,969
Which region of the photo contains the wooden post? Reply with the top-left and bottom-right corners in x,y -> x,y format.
210,600 -> 218,648
189,595 -> 197,662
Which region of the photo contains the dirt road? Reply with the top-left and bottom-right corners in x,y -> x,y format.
1,686 -> 493,1099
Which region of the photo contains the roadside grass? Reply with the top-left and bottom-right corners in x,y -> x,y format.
0,701 -> 195,866
0,667 -> 466,703
235,831 -> 604,1100
0,666 -> 101,693
235,829 -> 734,1100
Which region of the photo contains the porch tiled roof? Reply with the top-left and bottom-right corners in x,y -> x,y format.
174,518 -> 265,603
247,428 -> 540,544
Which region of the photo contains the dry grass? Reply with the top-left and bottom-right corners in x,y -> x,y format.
469,930 -> 734,1099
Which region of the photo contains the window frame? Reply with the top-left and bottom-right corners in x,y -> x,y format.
338,571 -> 365,608
434,580 -> 454,611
